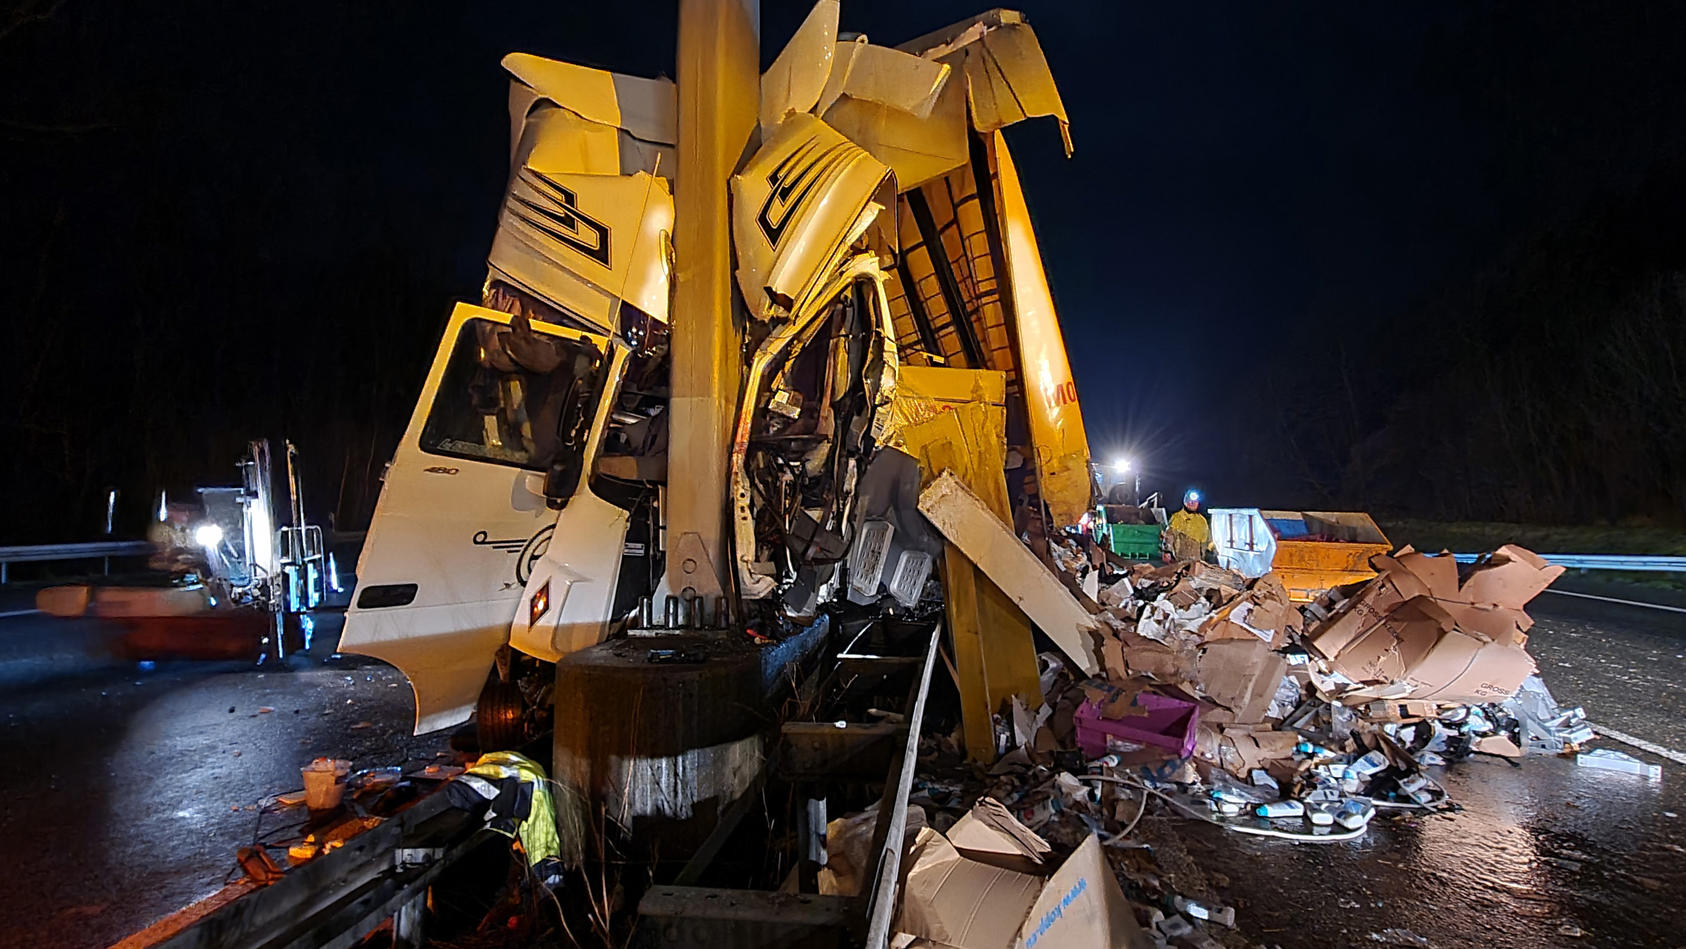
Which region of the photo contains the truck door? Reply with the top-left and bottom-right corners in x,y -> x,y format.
342,302 -> 623,734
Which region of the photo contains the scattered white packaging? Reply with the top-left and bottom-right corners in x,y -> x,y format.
1577,749 -> 1663,781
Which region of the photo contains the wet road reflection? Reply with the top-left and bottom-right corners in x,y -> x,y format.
1170,594 -> 1684,948
0,613 -> 445,949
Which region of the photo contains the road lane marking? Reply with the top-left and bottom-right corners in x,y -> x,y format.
0,609 -> 41,619
1543,588 -> 1686,614
1589,723 -> 1686,766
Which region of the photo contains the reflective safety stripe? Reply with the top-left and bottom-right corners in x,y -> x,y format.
456,773 -> 501,801
462,751 -> 563,869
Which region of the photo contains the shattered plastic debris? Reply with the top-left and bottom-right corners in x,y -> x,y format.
883,545 -> 1604,949
1503,675 -> 1595,754
1576,748 -> 1663,780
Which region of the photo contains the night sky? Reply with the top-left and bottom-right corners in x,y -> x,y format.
3,1 -> 1683,541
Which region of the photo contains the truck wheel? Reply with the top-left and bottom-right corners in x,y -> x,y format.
475,678 -> 528,751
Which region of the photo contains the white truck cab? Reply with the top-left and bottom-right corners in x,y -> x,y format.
342,305 -> 629,733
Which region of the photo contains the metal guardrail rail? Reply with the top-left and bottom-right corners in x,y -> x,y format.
114,786 -> 487,949
862,622 -> 941,949
0,540 -> 152,583
1452,552 -> 1686,572
636,620 -> 941,947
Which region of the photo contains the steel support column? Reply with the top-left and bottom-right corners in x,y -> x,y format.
664,0 -> 760,604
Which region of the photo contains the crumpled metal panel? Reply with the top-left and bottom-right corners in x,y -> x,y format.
488,167 -> 674,333
992,132 -> 1091,528
898,9 -> 1072,155
760,0 -> 839,133
730,113 -> 893,320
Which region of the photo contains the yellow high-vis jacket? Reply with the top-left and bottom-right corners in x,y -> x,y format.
1166,508 -> 1211,561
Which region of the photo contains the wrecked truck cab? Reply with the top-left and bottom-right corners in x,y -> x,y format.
728,111 -> 904,610
730,253 -> 903,612
342,53 -> 676,736
343,8 -> 1101,738
342,305 -> 629,734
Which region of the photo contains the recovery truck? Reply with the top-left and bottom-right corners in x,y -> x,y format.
37,439 -> 329,660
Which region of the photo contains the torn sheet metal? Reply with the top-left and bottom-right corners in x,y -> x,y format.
884,365 -> 1010,507
816,37 -> 950,119
898,9 -> 1072,155
990,132 -> 1091,527
487,168 -> 674,333
731,113 -> 894,320
730,254 -> 899,601
888,366 -> 1039,760
489,53 -> 677,332
502,52 -> 677,149
918,471 -> 1099,674
822,67 -> 969,192
760,0 -> 839,133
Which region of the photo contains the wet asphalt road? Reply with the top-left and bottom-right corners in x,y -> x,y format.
0,602 -> 448,949
0,584 -> 1681,949
1158,588 -> 1686,949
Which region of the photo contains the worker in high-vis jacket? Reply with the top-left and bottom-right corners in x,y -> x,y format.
1165,488 -> 1212,562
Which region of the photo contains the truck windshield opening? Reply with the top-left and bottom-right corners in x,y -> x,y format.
420,317 -> 604,476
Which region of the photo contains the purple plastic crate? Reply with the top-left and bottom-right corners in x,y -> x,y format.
1074,692 -> 1200,759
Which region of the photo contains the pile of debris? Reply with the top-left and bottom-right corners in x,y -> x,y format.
880,543 -> 1636,947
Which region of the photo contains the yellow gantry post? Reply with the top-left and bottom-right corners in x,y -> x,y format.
889,367 -> 1042,761
664,0 -> 760,607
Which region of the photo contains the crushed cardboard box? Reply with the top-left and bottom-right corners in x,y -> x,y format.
1217,727 -> 1301,777
897,798 -> 1149,949
819,804 -> 928,897
1195,639 -> 1289,725
894,545 -> 1601,949
1198,573 -> 1299,648
1305,545 -> 1560,704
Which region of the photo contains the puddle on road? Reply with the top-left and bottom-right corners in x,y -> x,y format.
1177,756 -> 1682,949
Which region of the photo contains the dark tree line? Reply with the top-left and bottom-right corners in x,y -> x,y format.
0,2 -> 508,543
1243,164 -> 1686,526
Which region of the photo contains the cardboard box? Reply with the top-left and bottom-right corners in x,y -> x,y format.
946,798 -> 1052,874
1359,699 -> 1441,722
1218,727 -> 1301,776
1199,573 -> 1299,648
1458,545 -> 1563,606
1194,638 -> 1288,724
1104,630 -> 1196,685
1073,692 -> 1199,758
1304,562 -> 1430,660
898,818 -> 1149,949
1304,545 -> 1556,705
1400,626 -> 1537,703
1317,594 -> 1537,704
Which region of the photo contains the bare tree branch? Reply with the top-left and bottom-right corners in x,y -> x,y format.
0,0 -> 68,45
